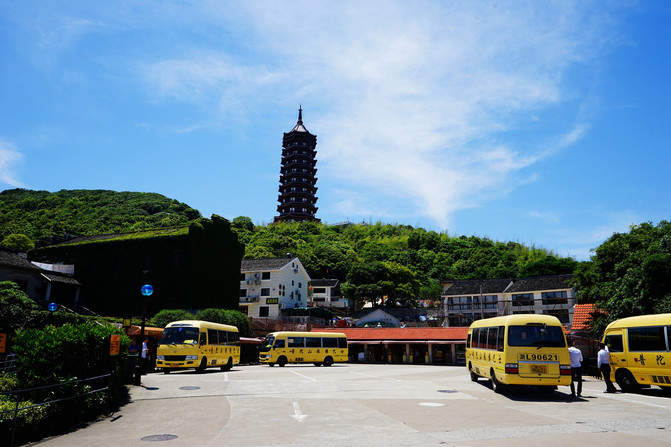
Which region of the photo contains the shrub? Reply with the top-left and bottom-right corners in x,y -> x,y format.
150,309 -> 194,328
195,308 -> 252,337
7,321 -> 131,442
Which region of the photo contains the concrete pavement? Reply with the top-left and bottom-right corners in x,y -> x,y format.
29,364 -> 671,447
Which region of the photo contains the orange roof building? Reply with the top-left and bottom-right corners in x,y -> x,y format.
318,327 -> 468,365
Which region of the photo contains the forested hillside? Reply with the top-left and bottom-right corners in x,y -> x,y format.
231,217 -> 578,307
1,188 -> 579,308
0,188 -> 202,244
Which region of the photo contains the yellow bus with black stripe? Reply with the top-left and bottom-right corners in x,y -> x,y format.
466,314 -> 572,393
602,313 -> 671,392
156,320 -> 240,373
259,331 -> 348,367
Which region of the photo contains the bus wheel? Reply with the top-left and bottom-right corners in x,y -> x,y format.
615,369 -> 640,393
196,357 -> 207,373
221,358 -> 233,371
278,356 -> 287,367
268,362 -> 275,367
491,369 -> 505,393
468,363 -> 478,382
323,356 -> 333,367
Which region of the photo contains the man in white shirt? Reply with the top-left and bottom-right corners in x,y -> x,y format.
597,342 -> 617,393
568,341 -> 583,397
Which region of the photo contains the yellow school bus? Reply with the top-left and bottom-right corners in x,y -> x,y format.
156,320 -> 240,373
466,314 -> 572,393
259,331 -> 348,367
602,313 -> 671,392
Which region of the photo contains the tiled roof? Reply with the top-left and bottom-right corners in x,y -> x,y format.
444,279 -> 513,296
504,274 -> 573,293
41,272 -> 81,286
317,327 -> 468,342
241,257 -> 294,271
0,250 -> 41,271
310,279 -> 339,287
571,303 -> 602,331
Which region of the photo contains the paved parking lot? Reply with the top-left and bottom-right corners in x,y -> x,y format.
33,363 -> 671,447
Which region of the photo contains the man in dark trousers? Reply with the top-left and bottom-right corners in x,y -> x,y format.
597,342 -> 617,393
568,340 -> 583,397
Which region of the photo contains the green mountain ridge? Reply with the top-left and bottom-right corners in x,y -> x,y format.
0,188 -> 202,242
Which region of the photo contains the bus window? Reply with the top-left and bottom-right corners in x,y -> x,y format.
604,333 -> 623,352
487,327 -> 498,350
208,329 -> 219,345
159,327 -> 199,345
323,337 -> 338,348
497,326 -> 504,351
628,327 -> 666,351
306,337 -> 321,348
508,325 -> 565,348
274,339 -> 285,349
199,332 -> 206,346
338,337 -> 347,349
288,337 -> 304,348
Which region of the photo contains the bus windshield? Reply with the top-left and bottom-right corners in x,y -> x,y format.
259,336 -> 275,353
159,327 -> 200,345
508,325 -> 566,348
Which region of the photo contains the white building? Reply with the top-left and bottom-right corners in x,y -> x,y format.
309,278 -> 347,308
442,275 -> 575,327
239,256 -> 311,318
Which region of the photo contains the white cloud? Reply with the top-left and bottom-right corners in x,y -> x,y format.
0,138 -> 25,188
139,1 -> 621,226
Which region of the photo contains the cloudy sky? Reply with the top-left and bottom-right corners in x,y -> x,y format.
1,1 -> 669,260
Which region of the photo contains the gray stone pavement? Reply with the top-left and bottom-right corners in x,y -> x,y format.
29,364 -> 671,447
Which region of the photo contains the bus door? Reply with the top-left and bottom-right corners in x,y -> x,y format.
604,329 -> 626,369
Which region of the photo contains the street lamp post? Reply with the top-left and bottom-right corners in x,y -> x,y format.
133,284 -> 153,385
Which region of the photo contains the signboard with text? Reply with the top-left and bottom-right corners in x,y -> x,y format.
110,334 -> 121,356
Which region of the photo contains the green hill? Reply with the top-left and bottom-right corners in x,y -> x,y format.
0,188 -> 202,243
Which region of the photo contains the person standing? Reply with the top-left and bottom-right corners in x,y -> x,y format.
597,342 -> 617,393
568,341 -> 583,397
141,338 -> 149,375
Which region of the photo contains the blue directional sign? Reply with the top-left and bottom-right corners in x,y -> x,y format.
48,302 -> 58,312
141,284 -> 154,297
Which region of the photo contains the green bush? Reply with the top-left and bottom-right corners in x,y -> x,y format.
150,309 -> 194,328
0,392 -> 50,444
195,308 -> 252,337
6,321 -> 131,443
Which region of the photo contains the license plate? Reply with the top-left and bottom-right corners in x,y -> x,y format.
169,363 -> 180,367
530,364 -> 547,374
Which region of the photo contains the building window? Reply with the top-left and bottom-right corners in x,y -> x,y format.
543,309 -> 570,323
261,288 -> 270,296
313,287 -> 326,294
512,293 -> 534,306
447,296 -> 472,311
240,289 -> 247,297
259,307 -> 269,317
298,282 -> 302,288
542,291 -> 568,305
262,272 -> 271,280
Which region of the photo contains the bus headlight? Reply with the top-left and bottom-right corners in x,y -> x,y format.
186,355 -> 198,360
156,355 -> 164,361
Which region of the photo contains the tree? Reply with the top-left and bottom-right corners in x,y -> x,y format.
572,221 -> 671,333
0,234 -> 34,252
150,309 -> 194,328
0,281 -> 38,332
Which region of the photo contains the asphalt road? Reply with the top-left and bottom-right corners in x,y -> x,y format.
31,363 -> 671,447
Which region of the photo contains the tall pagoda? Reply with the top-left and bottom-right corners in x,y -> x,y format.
274,107 -> 320,223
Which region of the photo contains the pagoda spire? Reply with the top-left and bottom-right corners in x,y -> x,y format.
297,105 -> 303,125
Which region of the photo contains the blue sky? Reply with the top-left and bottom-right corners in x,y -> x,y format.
1,1 -> 669,261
